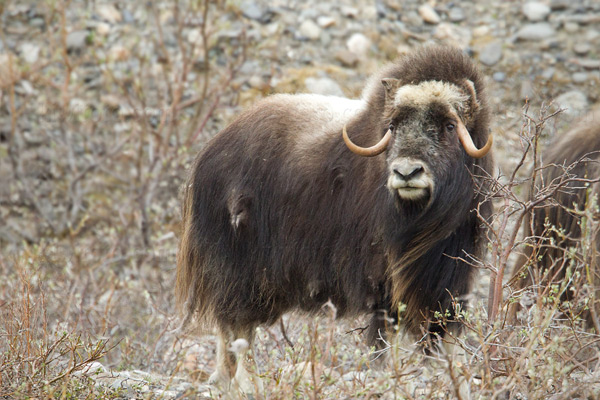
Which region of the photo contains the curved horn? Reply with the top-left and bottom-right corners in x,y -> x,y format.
450,112 -> 493,158
342,125 -> 392,157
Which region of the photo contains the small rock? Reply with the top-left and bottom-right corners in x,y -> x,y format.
554,90 -> 588,116
187,28 -> 201,43
575,58 -> 600,69
299,19 -> 321,40
493,71 -> 506,82
335,50 -> 359,67
541,67 -> 555,80
108,45 -> 130,61
122,9 -> 135,23
403,11 -> 423,27
317,16 -> 336,28
550,0 -> 570,10
418,4 -> 440,24
96,4 -> 122,24
346,33 -> 371,57
305,76 -> 344,97
448,7 -> 466,23
434,23 -> 472,49
586,30 -> 600,41
522,2 -> 551,22
515,23 -> 556,41
573,43 -> 591,55
240,1 -> 272,23
101,94 -> 121,109
343,371 -> 368,381
82,362 -> 107,375
66,30 -> 89,51
19,80 -> 35,95
564,22 -> 579,33
341,6 -> 359,18
96,22 -> 111,36
472,25 -> 490,38
572,72 -> 588,83
248,75 -> 268,90
478,41 -> 502,66
69,98 -> 88,114
20,42 -> 40,64
520,80 -> 534,100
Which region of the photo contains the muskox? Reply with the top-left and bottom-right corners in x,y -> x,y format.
511,107 -> 600,326
176,46 -> 494,387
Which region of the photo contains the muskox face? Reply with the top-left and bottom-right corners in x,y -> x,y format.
381,79 -> 484,204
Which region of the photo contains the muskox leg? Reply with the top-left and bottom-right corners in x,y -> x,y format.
232,326 -> 263,394
208,325 -> 262,394
208,326 -> 237,387
366,308 -> 397,354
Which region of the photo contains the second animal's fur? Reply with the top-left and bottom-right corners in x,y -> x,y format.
511,108 -> 600,325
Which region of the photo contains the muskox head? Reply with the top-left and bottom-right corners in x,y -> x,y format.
343,78 -> 492,206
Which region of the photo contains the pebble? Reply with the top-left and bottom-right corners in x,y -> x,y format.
572,72 -> 588,83
96,4 -> 122,24
554,90 -> 588,116
96,22 -> 111,36
521,2 -> 551,22
317,16 -> 336,28
248,75 -> 269,90
100,94 -> 121,109
493,71 -> 506,82
299,19 -> 322,40
434,23 -> 472,50
20,42 -> 40,64
448,7 -> 466,23
564,22 -> 579,33
550,0 -> 570,10
515,23 -> 556,41
346,33 -> 371,58
575,58 -> 600,69
66,30 -> 89,51
541,67 -> 555,80
122,9 -> 135,23
520,80 -> 534,100
341,6 -> 359,18
418,4 -> 440,24
240,1 -> 272,23
478,41 -> 503,66
335,49 -> 359,67
304,76 -> 344,97
108,45 -> 130,62
573,43 -> 591,56
472,25 -> 490,38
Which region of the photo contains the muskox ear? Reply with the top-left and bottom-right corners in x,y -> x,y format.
381,78 -> 402,103
463,79 -> 480,113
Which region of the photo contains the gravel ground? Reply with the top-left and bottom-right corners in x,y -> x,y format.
1,0 -> 600,398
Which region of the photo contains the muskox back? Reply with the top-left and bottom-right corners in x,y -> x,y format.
512,107 -> 600,323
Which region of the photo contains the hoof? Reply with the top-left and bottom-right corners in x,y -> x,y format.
208,369 -> 231,389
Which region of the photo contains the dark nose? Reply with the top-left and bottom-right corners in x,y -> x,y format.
393,162 -> 424,181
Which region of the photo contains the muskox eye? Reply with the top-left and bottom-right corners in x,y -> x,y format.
388,123 -> 394,132
446,123 -> 455,132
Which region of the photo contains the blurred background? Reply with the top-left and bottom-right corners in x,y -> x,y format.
1,0 -> 599,398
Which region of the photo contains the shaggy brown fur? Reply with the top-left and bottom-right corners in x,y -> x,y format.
511,108 -> 600,325
176,46 -> 494,383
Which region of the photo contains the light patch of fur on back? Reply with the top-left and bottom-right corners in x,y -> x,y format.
394,81 -> 467,112
270,94 -> 365,155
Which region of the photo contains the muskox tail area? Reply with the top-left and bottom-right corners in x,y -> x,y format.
176,178 -> 214,332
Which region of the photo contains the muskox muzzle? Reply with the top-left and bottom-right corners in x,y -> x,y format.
387,158 -> 433,201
